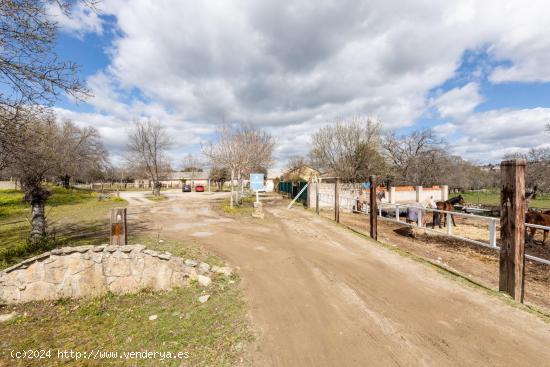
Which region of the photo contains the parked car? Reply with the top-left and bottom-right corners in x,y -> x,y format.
195,185 -> 205,192
182,185 -> 191,192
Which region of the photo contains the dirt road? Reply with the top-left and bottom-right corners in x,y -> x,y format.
122,191 -> 550,366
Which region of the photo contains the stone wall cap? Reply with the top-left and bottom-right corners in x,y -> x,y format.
119,245 -> 135,253
75,246 -> 93,253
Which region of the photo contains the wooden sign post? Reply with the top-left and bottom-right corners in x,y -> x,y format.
110,208 -> 127,246
369,175 -> 378,241
335,178 -> 340,223
499,159 -> 526,302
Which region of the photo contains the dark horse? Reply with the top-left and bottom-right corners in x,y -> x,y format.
432,195 -> 465,228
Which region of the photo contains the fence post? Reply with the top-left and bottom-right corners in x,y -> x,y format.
110,208 -> 127,246
489,218 -> 497,248
395,204 -> 400,222
441,185 -> 449,201
369,175 -> 378,240
417,209 -> 423,228
315,180 -> 320,215
415,186 -> 423,202
446,213 -> 452,235
389,186 -> 395,204
499,159 -> 526,302
335,178 -> 340,223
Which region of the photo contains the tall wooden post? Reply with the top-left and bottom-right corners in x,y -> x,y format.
110,208 -> 127,246
335,178 -> 340,223
370,175 -> 378,240
316,179 -> 320,215
499,159 -> 526,302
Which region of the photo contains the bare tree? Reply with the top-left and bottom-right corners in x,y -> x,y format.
0,1 -> 91,109
203,123 -> 275,207
127,120 -> 172,196
310,119 -> 386,182
382,129 -> 445,186
504,148 -> 550,192
3,108 -> 107,243
0,1 -> 97,172
286,155 -> 308,171
181,153 -> 204,188
57,120 -> 108,188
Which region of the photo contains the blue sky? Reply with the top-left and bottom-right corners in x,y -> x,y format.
51,0 -> 550,172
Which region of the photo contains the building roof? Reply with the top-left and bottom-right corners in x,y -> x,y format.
168,171 -> 210,180
282,165 -> 320,181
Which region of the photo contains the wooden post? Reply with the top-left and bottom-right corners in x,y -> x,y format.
335,178 -> 340,223
369,175 -> 378,240
499,159 -> 526,302
315,179 -> 320,215
110,208 -> 127,246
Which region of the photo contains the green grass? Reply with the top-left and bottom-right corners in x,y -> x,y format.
0,187 -> 127,269
0,238 -> 252,366
144,194 -> 168,201
451,189 -> 550,209
220,196 -> 256,216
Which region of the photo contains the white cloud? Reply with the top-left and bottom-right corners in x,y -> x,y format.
47,1 -> 103,36
433,123 -> 458,136
432,83 -> 484,120
58,0 -> 550,168
447,107 -> 550,162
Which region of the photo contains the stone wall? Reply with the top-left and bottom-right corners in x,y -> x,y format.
0,245 -> 232,304
307,183 -> 449,210
0,180 -> 17,190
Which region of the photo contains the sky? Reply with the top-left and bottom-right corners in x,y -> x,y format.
50,0 -> 550,174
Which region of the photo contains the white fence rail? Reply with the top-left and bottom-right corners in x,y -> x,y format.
317,194 -> 550,266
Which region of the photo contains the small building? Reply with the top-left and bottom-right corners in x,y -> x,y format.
281,165 -> 320,182
133,171 -> 210,188
177,171 -> 210,187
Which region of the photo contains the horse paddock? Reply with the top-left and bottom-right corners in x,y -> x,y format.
319,209 -> 550,312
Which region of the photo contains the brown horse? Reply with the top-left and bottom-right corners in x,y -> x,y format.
432,195 -> 465,228
526,210 -> 550,245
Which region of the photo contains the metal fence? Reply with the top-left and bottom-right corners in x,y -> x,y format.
278,181 -> 308,204
317,193 -> 550,266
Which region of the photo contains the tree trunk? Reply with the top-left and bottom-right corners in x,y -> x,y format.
22,184 -> 50,243
153,181 -> 161,196
61,174 -> 70,189
30,200 -> 47,241
230,169 -> 234,208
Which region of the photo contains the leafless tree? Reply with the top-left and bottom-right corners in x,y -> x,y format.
57,120 -> 109,188
286,155 -> 308,171
203,123 -> 275,207
181,153 -> 204,188
310,119 -> 386,182
127,120 -> 173,196
0,1 -> 99,173
382,129 -> 446,186
504,148 -> 550,192
3,108 -> 107,243
0,1 -> 93,110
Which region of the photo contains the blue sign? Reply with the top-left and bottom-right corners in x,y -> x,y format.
250,173 -> 265,191
362,182 -> 371,189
